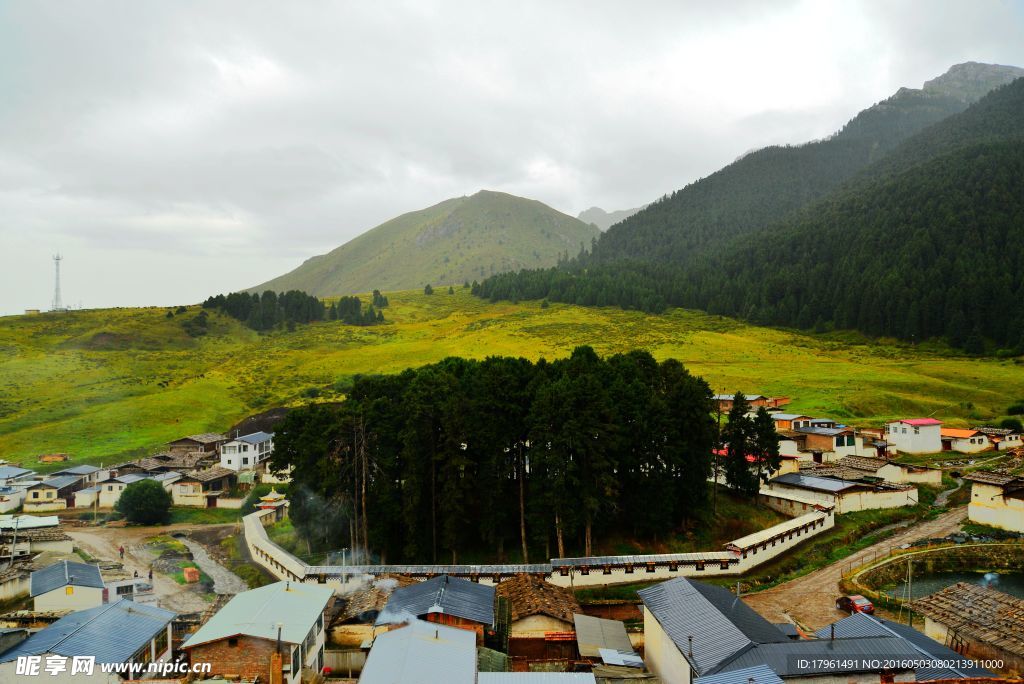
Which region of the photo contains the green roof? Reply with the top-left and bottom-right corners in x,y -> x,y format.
182,581 -> 333,649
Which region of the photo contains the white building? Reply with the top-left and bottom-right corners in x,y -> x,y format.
219,432 -> 275,472
885,418 -> 942,454
965,471 -> 1024,533
30,560 -> 105,612
940,428 -> 991,453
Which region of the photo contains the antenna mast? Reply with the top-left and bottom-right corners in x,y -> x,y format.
52,253 -> 64,311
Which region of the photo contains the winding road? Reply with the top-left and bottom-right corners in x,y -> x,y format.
742,506 -> 967,631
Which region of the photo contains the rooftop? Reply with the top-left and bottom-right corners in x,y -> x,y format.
695,664 -> 783,684
770,413 -> 811,421
890,418 -> 942,426
236,431 -> 274,445
496,574 -> 580,624
52,465 -> 100,476
181,580 -> 333,649
186,466 -> 236,482
361,619 -> 476,684
30,560 -> 105,596
173,433 -> 227,444
574,614 -> 635,658
940,428 -> 983,439
30,475 -> 82,490
770,472 -> 867,494
377,574 -> 496,627
0,466 -> 33,480
963,471 -> 1021,486
0,599 -> 175,665
341,576 -> 417,623
911,583 -> 1024,658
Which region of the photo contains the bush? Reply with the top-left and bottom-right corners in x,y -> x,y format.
1008,403 -> 1024,416
116,479 -> 172,525
1000,417 -> 1024,433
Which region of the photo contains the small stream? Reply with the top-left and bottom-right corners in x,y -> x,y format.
180,537 -> 249,595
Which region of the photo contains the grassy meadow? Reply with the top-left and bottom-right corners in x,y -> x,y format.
2,289 -> 1023,469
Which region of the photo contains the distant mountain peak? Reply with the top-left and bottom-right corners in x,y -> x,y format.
922,61 -> 1024,102
577,205 -> 645,231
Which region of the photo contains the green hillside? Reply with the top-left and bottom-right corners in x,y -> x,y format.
591,62 -> 1022,265
3,292 -> 1024,470
252,190 -> 599,296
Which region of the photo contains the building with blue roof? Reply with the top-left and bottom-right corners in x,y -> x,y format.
31,560 -> 105,612
219,431 -> 275,472
0,598 -> 176,676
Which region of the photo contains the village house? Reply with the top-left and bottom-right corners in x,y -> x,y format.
0,599 -> 176,681
1,526 -> 74,557
762,472 -> 918,513
0,486 -> 25,513
219,431 -> 275,472
964,471 -> 1024,533
104,577 -> 158,606
974,426 -> 1024,451
713,394 -> 790,413
171,466 -> 236,507
376,574 -> 496,644
23,475 -> 83,512
885,418 -> 942,454
95,472 -> 180,509
361,619 -> 478,684
0,465 -> 35,486
50,464 -> 106,486
182,580 -> 333,684
812,455 -> 943,486
73,486 -> 101,509
940,428 -> 992,453
640,577 -> 931,684
30,560 -> 105,612
166,432 -> 227,457
770,413 -> 813,431
496,574 -> 580,637
912,582 -> 1024,675
333,576 -> 417,648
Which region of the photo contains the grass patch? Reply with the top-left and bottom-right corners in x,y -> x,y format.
147,534 -> 189,554
4,292 -> 1024,469
219,535 -> 272,588
168,507 -> 243,525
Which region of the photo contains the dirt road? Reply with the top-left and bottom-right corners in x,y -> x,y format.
743,506 -> 967,631
67,523 -> 239,614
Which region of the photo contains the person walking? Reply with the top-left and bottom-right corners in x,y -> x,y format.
118,545 -> 125,560
148,567 -> 153,581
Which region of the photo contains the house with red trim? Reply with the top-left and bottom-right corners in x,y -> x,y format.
884,418 -> 942,454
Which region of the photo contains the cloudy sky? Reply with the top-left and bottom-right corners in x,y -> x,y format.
2,1 -> 1023,314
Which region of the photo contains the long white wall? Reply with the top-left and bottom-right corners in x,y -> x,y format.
243,502 -> 837,591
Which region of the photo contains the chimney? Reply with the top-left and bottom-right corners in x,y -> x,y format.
688,635 -> 693,657
830,624 -> 835,641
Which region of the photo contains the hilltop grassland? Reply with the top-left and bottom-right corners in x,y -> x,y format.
2,289 -> 1023,469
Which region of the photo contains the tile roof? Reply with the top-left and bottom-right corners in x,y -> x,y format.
30,560 -> 104,596
695,664 -> 783,684
496,574 -> 580,624
814,613 -> 993,679
187,466 -> 235,482
574,614 -> 634,658
341,575 -> 418,623
182,581 -> 333,649
940,428 -> 984,439
376,575 -> 496,627
964,471 -> 1020,486
838,455 -> 889,472
0,599 -> 175,665
638,578 -> 786,675
911,583 -> 1024,658
174,433 -> 226,444
361,619 -> 477,684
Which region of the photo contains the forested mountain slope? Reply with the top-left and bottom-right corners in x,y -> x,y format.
591,62 -> 1022,266
253,190 -> 598,296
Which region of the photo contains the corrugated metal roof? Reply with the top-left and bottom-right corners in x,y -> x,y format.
770,414 -> 810,421
695,664 -> 783,684
770,472 -> 864,493
481,675 -> 597,683
0,466 -> 33,480
307,563 -> 554,576
31,475 -> 81,490
794,426 -> 850,437
574,614 -> 634,657
599,648 -> 644,667
361,619 -> 477,684
552,552 -> 734,569
53,465 -> 100,476
0,599 -> 175,665
376,575 -> 495,627
236,431 -> 274,444
708,636 -> 921,676
638,578 -> 780,675
182,580 -> 333,649
30,560 -> 104,596
814,613 -> 993,679
728,511 -> 827,550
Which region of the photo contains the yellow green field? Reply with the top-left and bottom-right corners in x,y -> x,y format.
2,290 -> 1023,469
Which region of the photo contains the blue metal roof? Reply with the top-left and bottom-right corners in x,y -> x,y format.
815,613 -> 994,679
377,575 -> 495,627
31,475 -> 82,490
361,619 -> 477,684
237,431 -> 274,444
30,560 -> 104,596
0,466 -> 33,480
709,637 -> 921,676
0,599 -> 175,665
696,664 -> 783,684
53,465 -> 100,476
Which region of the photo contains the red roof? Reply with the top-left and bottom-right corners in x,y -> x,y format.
893,418 -> 942,426
712,448 -> 798,462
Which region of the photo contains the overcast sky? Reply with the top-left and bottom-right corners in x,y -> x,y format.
2,1 -> 1023,314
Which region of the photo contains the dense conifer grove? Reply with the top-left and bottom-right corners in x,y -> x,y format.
271,348 -> 730,565
202,290 -> 383,330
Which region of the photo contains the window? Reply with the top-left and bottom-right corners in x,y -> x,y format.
913,427 -> 920,435
242,457 -> 249,465
66,586 -> 74,595
108,485 -> 113,491
32,491 -> 39,499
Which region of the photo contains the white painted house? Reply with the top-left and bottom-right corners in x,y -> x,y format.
30,560 -> 105,612
219,432 -> 275,472
940,428 -> 991,453
884,418 -> 942,454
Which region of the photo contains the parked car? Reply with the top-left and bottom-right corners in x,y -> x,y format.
836,595 -> 874,614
